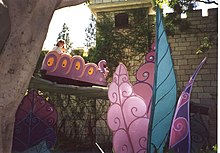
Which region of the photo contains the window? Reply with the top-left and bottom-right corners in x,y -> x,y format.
115,13 -> 129,28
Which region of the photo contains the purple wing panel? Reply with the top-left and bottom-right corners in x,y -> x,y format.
12,90 -> 58,152
107,63 -> 149,153
169,57 -> 207,153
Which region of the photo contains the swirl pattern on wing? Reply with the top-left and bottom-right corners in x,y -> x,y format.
108,65 -> 132,105
129,118 -> 149,152
178,92 -> 190,109
169,117 -> 188,148
33,97 -> 57,127
146,51 -> 155,63
107,104 -> 125,131
134,47 -> 155,117
113,130 -> 133,153
123,96 -> 147,126
169,57 -> 207,153
12,90 -> 58,152
107,63 -> 149,153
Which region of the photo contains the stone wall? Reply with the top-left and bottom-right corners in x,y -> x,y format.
168,8 -> 217,146
96,7 -> 217,148
105,7 -> 218,146
128,8 -> 217,146
147,8 -> 218,146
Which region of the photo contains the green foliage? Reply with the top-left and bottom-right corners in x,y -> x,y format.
87,14 -> 120,76
164,13 -> 191,35
72,49 -> 83,56
57,23 -> 73,53
167,150 -> 175,153
87,9 -> 149,77
33,50 -> 48,77
166,145 -> 218,153
212,144 -> 217,152
196,37 -> 213,54
154,0 -> 169,8
154,0 -> 217,14
195,145 -> 218,153
85,14 -> 96,48
152,0 -> 217,35
163,0 -> 192,35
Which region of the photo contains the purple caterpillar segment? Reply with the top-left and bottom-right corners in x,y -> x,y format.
93,70 -> 108,86
98,60 -> 109,78
67,55 -> 85,79
41,52 -> 108,86
54,53 -> 72,76
98,60 -> 106,73
80,63 -> 98,81
41,51 -> 60,74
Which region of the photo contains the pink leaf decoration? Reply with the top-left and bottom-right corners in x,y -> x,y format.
107,104 -> 125,131
133,45 -> 155,118
123,96 -> 147,126
113,130 -> 133,153
107,63 -> 149,153
129,118 -> 149,152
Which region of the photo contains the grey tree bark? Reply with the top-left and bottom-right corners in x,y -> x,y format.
0,0 -> 87,152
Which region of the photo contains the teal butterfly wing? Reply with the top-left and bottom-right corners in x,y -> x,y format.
148,7 -> 177,153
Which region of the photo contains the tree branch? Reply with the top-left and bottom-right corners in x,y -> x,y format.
2,0 -> 8,7
56,0 -> 88,10
197,0 -> 218,5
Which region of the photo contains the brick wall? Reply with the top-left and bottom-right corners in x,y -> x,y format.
108,8 -> 218,146
168,8 -> 217,145
142,8 -> 218,146
96,7 -> 217,148
128,8 -> 217,146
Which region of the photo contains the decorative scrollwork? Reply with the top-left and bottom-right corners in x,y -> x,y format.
169,117 -> 188,148
107,64 -> 149,153
12,89 -> 58,152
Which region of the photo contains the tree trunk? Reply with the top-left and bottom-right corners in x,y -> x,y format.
0,0 -> 87,152
0,4 -> 10,53
0,1 -> 58,152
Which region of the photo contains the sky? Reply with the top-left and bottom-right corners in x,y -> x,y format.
42,1 -> 218,51
42,3 -> 92,50
162,1 -> 218,15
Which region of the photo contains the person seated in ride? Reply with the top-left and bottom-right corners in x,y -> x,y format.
52,39 -> 66,53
